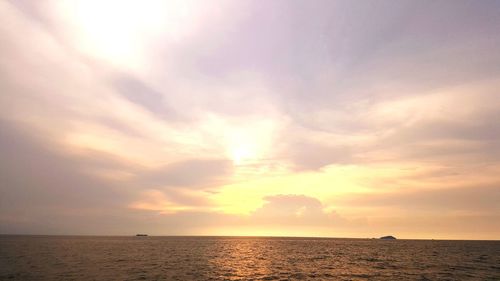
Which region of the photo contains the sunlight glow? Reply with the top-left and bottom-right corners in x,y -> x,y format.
57,0 -> 198,67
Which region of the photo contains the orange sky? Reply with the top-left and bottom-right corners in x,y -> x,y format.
0,0 -> 499,240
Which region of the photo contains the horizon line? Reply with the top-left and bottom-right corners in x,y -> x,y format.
1,233 -> 498,242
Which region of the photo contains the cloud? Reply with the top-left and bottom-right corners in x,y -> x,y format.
0,121 -> 134,234
335,183 -> 500,214
127,194 -> 363,237
283,141 -> 353,171
0,121 -> 130,204
114,74 -> 178,120
252,195 -> 343,226
137,158 -> 233,189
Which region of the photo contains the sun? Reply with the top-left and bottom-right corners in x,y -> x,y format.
230,144 -> 257,165
223,118 -> 282,166
225,126 -> 261,165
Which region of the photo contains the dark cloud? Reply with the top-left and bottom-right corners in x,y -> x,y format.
137,158 -> 233,189
368,107 -> 500,164
114,75 -> 177,119
283,141 -> 353,171
0,121 -> 134,234
7,0 -> 51,26
387,111 -> 500,144
0,121 -> 227,234
0,122 -> 128,205
93,116 -> 147,139
335,184 -> 500,213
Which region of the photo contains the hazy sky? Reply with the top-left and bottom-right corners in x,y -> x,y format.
1,0 -> 500,239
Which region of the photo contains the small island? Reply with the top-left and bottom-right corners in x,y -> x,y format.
135,234 -> 148,237
379,235 -> 396,240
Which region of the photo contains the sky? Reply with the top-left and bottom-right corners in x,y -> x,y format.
1,0 -> 499,240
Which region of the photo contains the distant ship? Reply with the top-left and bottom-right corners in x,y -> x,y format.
379,235 -> 396,240
135,234 -> 148,237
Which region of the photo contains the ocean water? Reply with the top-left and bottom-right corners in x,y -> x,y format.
0,236 -> 499,280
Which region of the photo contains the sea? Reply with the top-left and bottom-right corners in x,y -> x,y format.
0,235 -> 499,280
